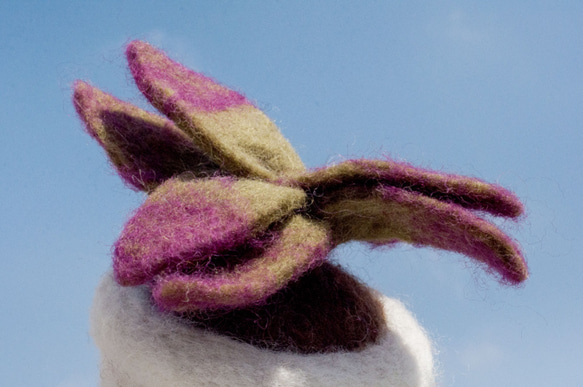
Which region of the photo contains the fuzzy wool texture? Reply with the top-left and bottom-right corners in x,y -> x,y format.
181,262 -> 388,353
126,40 -> 306,180
73,81 -> 219,191
292,159 -> 524,218
74,40 -> 528,359
153,214 -> 332,311
319,185 -> 526,284
114,177 -> 307,288
92,272 -> 436,387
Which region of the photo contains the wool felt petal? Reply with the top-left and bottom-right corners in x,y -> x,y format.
153,215 -> 332,311
320,185 -> 527,284
294,158 -> 524,218
75,40 -> 528,371
72,81 -> 217,191
114,177 -> 307,286
126,40 -> 305,179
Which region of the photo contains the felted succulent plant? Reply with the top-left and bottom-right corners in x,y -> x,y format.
74,40 -> 528,355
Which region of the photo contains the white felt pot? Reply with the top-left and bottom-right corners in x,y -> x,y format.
91,272 -> 436,387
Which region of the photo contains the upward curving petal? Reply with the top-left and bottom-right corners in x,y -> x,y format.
73,81 -> 217,191
126,40 -> 305,179
319,185 -> 528,285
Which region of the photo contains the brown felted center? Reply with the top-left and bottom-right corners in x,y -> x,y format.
180,262 -> 387,354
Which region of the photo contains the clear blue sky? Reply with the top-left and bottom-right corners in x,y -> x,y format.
1,1 -> 582,386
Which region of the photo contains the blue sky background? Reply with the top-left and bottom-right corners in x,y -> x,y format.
1,1 -> 582,386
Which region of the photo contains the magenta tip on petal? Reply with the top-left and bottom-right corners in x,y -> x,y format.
125,40 -> 250,113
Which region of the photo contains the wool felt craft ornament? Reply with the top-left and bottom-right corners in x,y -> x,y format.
74,40 -> 528,386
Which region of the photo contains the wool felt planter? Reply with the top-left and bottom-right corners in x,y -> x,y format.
92,271 -> 435,387
74,40 -> 528,386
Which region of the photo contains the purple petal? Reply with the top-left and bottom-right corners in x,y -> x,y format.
152,215 -> 332,311
320,185 -> 528,285
125,40 -> 305,179
114,177 -> 307,286
72,81 -> 217,191
126,40 -> 249,113
294,159 -> 524,218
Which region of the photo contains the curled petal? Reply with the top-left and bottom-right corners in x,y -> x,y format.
72,81 -> 217,191
152,215 -> 332,312
294,159 -> 523,218
126,40 -> 305,179
114,178 -> 306,286
320,185 -> 528,285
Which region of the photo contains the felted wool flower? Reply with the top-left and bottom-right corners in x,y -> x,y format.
74,41 -> 527,386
